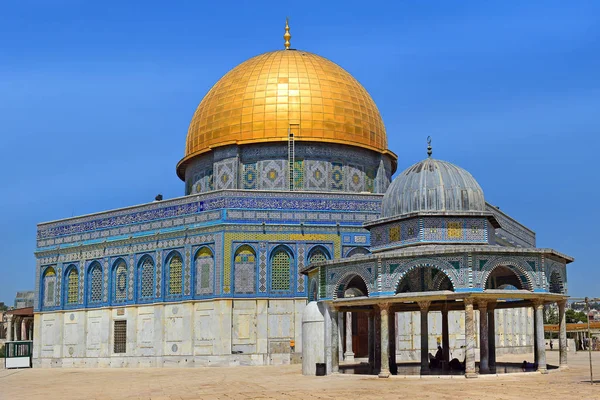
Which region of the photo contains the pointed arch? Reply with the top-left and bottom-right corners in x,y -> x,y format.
137,255 -> 155,301
112,258 -> 128,304
480,258 -> 535,292
42,266 -> 57,308
195,246 -> 214,296
394,265 -> 455,294
233,245 -> 256,295
87,261 -> 103,305
482,262 -> 533,291
270,245 -> 294,294
308,245 -> 331,265
334,272 -> 370,299
346,247 -> 370,258
165,250 -> 184,297
64,264 -> 79,305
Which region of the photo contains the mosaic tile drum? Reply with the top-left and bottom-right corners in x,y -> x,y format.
32,22 -> 571,370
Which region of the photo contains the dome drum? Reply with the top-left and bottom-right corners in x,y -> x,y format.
184,141 -> 395,195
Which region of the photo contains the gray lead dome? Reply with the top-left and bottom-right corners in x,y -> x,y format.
381,158 -> 485,218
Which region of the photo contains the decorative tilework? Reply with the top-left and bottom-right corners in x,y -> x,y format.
305,160 -> 328,190
195,247 -> 214,296
184,247 -> 191,296
234,245 -> 256,294
113,260 -> 128,303
128,255 -> 134,301
260,160 -> 286,190
330,162 -> 344,191
475,256 -> 537,291
346,164 -> 363,192
155,251 -> 162,297
365,169 -> 375,193
215,158 -> 237,190
168,254 -> 183,296
294,160 -> 304,190
259,242 -> 267,293
447,221 -> 463,239
242,162 -> 258,190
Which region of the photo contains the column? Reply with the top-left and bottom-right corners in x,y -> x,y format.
338,312 -> 344,364
478,300 -> 489,374
533,307 -> 539,364
368,310 -> 375,372
557,300 -> 568,368
488,302 -> 497,373
21,318 -> 28,341
344,312 -> 355,362
464,298 -> 477,378
389,309 -> 397,375
324,305 -> 333,374
331,307 -> 340,373
6,314 -> 13,342
534,300 -> 547,373
442,304 -> 450,368
374,311 -> 381,373
418,301 -> 431,374
378,303 -> 391,378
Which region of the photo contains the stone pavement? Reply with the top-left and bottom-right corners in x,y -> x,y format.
1,352 -> 599,400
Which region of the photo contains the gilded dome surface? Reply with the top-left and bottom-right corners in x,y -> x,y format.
381,158 -> 485,218
178,50 -> 391,175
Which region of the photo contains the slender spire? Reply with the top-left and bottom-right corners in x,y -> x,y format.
427,136 -> 432,157
284,18 -> 291,50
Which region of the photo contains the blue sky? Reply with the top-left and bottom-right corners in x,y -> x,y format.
0,1 -> 598,303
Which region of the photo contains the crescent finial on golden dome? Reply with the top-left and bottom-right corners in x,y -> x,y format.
284,18 -> 291,49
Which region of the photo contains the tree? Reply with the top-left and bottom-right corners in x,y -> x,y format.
544,305 -> 559,324
565,309 -> 588,323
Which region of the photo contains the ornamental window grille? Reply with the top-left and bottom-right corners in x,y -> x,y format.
234,245 -> 256,295
139,258 -> 154,300
308,249 -> 328,265
168,254 -> 183,296
195,247 -> 214,295
113,320 -> 127,354
66,267 -> 79,305
113,261 -> 128,303
271,249 -> 292,292
89,264 -> 103,304
43,267 -> 56,307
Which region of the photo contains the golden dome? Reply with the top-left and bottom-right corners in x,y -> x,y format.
178,49 -> 394,178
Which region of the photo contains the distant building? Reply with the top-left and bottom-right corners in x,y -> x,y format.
14,291 -> 35,309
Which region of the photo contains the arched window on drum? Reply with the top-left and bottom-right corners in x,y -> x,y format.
42,267 -> 57,308
138,256 -> 155,301
195,247 -> 214,296
308,247 -> 330,265
234,245 -> 256,295
87,262 -> 103,305
270,247 -> 294,294
112,259 -> 128,304
64,265 -> 79,305
167,252 -> 183,297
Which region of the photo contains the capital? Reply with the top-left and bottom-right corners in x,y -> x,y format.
557,299 -> 567,310
486,300 -> 497,311
417,300 -> 431,312
378,303 -> 391,313
464,297 -> 474,307
477,299 -> 488,310
532,299 -> 545,309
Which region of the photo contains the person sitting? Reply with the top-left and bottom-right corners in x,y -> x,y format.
449,357 -> 464,371
428,345 -> 444,369
521,360 -> 537,372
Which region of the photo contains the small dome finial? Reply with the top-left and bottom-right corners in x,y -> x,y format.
427,136 -> 432,157
284,17 -> 292,50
